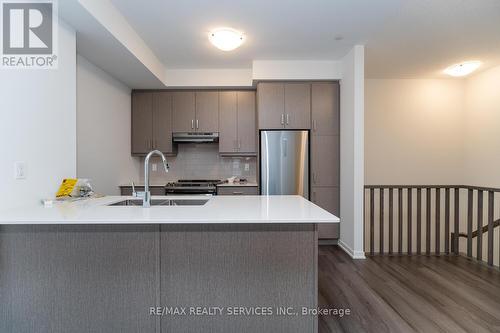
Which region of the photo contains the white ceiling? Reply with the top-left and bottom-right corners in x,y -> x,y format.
109,0 -> 500,78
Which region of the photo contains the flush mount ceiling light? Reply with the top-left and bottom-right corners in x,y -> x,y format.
208,28 -> 245,51
444,61 -> 481,77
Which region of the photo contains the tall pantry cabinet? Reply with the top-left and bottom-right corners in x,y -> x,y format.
310,82 -> 340,239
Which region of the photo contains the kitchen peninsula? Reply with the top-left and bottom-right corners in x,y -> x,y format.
0,195 -> 338,333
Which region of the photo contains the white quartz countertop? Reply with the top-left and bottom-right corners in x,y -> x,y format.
0,195 -> 339,225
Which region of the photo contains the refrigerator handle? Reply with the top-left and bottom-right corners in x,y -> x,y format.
282,138 -> 288,157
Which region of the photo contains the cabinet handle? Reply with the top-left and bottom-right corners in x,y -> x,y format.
281,114 -> 285,125
191,119 -> 194,129
238,140 -> 241,150
233,191 -> 244,195
313,120 -> 317,131
286,114 -> 290,125
196,119 -> 199,129
313,172 -> 317,184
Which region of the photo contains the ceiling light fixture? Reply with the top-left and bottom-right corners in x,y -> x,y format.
208,28 -> 245,51
444,61 -> 481,77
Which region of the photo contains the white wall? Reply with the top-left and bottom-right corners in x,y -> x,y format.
0,22 -> 76,211
76,55 -> 140,195
252,60 -> 342,81
364,71 -> 500,264
365,79 -> 465,185
339,45 -> 365,259
464,65 -> 500,188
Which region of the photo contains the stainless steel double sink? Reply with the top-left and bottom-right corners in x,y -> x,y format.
108,199 -> 209,206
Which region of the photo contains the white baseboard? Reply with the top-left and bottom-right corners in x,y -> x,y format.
338,240 -> 366,259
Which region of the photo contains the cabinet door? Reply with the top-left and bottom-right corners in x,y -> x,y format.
195,91 -> 219,132
237,91 -> 256,153
153,92 -> 173,153
311,135 -> 339,187
219,91 -> 238,153
312,187 -> 339,239
172,91 -> 196,132
284,83 -> 310,129
311,82 -> 339,135
131,92 -> 153,154
257,82 -> 285,129
217,186 -> 259,195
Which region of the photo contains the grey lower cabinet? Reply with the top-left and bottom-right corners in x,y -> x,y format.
120,185 -> 165,196
219,91 -> 256,155
159,224 -> 317,333
0,225 -> 158,333
217,185 -> 259,195
132,91 -> 174,155
311,187 -> 340,239
0,224 -> 318,333
257,82 -> 310,130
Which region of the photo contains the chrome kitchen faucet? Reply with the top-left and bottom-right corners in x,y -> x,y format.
141,150 -> 169,207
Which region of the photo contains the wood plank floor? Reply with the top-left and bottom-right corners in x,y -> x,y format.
318,246 -> 500,333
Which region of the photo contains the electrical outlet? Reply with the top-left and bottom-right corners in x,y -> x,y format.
244,163 -> 250,171
152,163 -> 157,172
15,162 -> 26,179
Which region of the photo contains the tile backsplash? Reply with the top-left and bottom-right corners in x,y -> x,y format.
140,143 -> 257,183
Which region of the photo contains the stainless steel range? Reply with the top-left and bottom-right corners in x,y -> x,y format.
165,179 -> 222,195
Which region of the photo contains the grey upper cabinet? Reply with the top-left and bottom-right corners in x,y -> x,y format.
219,91 -> 256,155
311,135 -> 339,187
257,82 -> 285,129
195,91 -> 219,132
284,83 -> 311,129
219,91 -> 238,153
153,92 -> 173,153
132,92 -> 174,155
257,82 -> 311,129
172,91 -> 196,132
131,92 -> 153,154
237,91 -> 256,153
311,82 -> 339,135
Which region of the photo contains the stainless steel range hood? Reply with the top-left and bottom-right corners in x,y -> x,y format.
172,132 -> 219,143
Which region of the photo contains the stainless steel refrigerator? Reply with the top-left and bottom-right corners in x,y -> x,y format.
260,130 -> 309,199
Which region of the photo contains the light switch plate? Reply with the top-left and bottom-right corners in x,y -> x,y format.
244,163 -> 250,171
15,161 -> 26,179
152,163 -> 157,172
